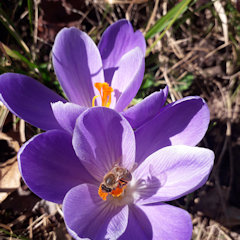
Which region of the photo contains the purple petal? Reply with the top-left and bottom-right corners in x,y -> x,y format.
72,107 -> 136,181
51,101 -> 87,134
135,96 -> 210,164
0,73 -> 66,130
52,27 -> 104,106
111,47 -> 145,112
18,130 -> 95,203
133,145 -> 214,203
63,184 -> 129,240
139,203 -> 192,240
119,204 -> 153,240
98,19 -> 146,85
123,86 -> 168,129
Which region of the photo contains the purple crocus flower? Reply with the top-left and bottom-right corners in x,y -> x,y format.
18,107 -> 214,239
0,19 -> 210,137
0,19 -> 146,131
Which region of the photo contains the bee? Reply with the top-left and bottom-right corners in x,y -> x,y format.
101,166 -> 132,194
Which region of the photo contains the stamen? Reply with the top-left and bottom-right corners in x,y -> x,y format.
92,95 -> 100,107
92,82 -> 113,107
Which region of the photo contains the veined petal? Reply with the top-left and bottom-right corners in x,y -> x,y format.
52,27 -> 104,106
135,96 -> 210,164
111,47 -> 145,112
98,19 -> 146,85
119,204 -> 153,240
123,86 -> 168,129
72,107 -> 136,182
133,145 -> 214,204
139,203 -> 192,240
51,101 -> 87,134
0,73 -> 66,130
63,184 -> 129,240
18,130 -> 94,204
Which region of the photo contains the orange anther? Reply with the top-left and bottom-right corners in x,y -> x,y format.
92,82 -> 113,107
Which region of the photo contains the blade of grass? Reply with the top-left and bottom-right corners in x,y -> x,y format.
145,0 -> 193,40
0,228 -> 29,240
1,43 -> 37,70
145,0 -> 192,56
0,7 -> 30,56
27,0 -> 33,36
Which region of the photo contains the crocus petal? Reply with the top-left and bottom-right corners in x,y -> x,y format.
52,27 -> 104,106
122,86 -> 168,129
51,101 -> 87,134
135,96 -> 210,164
119,204 -> 153,240
0,73 -> 66,130
18,130 -> 95,204
73,107 -> 136,182
63,184 -> 129,240
111,47 -> 145,112
133,145 -> 214,203
139,203 -> 192,240
98,19 -> 146,84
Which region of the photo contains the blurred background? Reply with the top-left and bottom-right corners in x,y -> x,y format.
0,0 -> 240,239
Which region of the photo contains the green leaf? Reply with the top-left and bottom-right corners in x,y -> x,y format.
145,0 -> 192,56
145,0 -> 192,40
131,98 -> 143,106
175,73 -> 194,92
141,73 -> 155,89
1,43 -> 37,70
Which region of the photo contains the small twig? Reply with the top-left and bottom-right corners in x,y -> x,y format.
203,42 -> 230,61
0,103 -> 9,132
212,0 -> 229,43
19,119 -> 26,144
77,6 -> 94,27
32,0 -> 40,61
56,204 -> 64,218
29,217 -> 33,239
26,213 -> 47,231
163,67 -> 176,102
225,93 -> 233,202
196,218 -> 207,240
218,225 -> 233,240
144,0 -> 160,33
62,4 -> 96,26
12,115 -> 17,132
207,224 -> 216,240
125,0 -> 136,20
9,214 -> 29,228
157,51 -> 193,80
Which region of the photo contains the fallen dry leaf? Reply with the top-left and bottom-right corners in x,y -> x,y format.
0,132 -> 21,203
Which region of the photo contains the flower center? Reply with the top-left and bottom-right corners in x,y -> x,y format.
92,82 -> 113,107
98,166 -> 132,201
